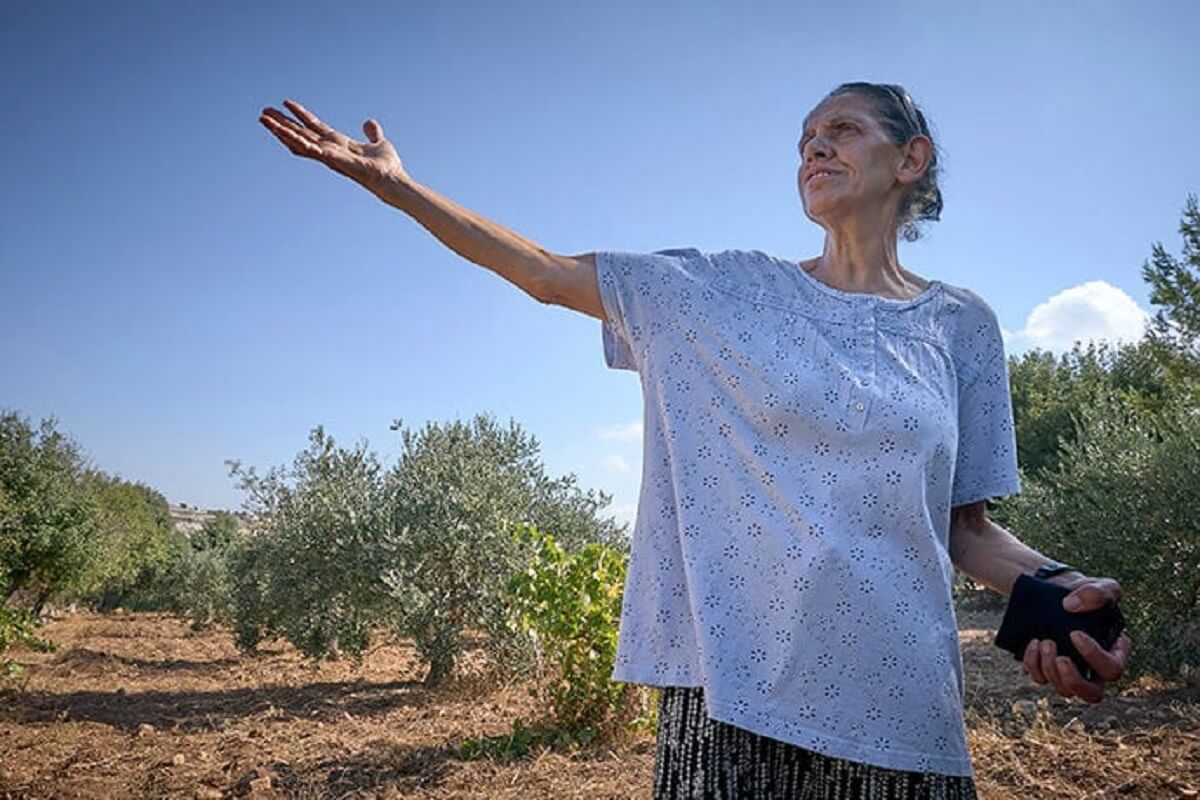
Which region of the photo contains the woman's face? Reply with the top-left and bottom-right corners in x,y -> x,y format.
796,93 -> 912,228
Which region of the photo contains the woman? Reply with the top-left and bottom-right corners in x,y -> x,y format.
259,82 -> 1133,798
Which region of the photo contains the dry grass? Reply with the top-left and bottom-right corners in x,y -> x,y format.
0,605 -> 1196,799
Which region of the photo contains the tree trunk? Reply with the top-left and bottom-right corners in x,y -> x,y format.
31,586 -> 53,618
423,654 -> 454,687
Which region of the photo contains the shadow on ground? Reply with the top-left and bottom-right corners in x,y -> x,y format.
9,678 -> 429,732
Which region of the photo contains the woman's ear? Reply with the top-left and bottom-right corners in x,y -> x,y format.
898,135 -> 934,185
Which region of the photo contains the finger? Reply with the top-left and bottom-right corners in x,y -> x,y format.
1024,639 -> 1046,684
264,109 -> 365,157
363,118 -> 385,143
261,107 -> 319,142
1039,639 -> 1070,697
1070,630 -> 1130,683
283,98 -> 336,135
1112,631 -> 1134,662
259,114 -> 322,158
1062,580 -> 1120,612
1055,656 -> 1104,703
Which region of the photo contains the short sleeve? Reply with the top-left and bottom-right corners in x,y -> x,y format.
950,346 -> 1023,507
595,248 -> 710,373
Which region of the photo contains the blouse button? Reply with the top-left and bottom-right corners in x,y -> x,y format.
854,401 -> 865,411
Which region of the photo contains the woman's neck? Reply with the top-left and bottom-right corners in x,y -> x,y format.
804,222 -> 928,298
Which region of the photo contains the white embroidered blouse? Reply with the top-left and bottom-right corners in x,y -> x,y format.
595,247 -> 1021,777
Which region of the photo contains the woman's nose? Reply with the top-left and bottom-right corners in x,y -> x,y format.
802,135 -> 831,161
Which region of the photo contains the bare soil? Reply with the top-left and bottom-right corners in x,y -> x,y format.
1,604 -> 1197,799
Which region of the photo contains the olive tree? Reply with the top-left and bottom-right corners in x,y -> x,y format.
0,411 -> 100,616
227,426 -> 394,660
380,414 -> 545,686
1142,193 -> 1200,386
382,412 -> 628,686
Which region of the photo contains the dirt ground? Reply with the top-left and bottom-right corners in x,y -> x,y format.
1,604 -> 1197,799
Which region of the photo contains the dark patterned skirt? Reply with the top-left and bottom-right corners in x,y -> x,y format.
654,685 -> 979,800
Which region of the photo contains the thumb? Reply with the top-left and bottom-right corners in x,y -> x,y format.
363,118 -> 385,143
1062,581 -> 1106,612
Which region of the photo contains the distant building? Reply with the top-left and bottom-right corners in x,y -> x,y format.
167,504 -> 258,538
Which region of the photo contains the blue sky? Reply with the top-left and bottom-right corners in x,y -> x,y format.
2,0 -> 1197,528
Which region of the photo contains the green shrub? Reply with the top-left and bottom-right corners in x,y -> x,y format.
504,522 -> 635,734
76,474 -> 177,611
228,533 -> 275,652
154,512 -> 249,631
216,415 -> 629,686
457,716 -> 600,762
170,543 -> 237,630
0,602 -> 55,680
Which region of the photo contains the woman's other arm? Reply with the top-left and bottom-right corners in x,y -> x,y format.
259,99 -> 607,321
948,501 -> 1087,597
950,500 -> 1132,702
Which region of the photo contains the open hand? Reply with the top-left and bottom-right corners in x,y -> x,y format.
259,98 -> 409,196
1023,576 -> 1133,703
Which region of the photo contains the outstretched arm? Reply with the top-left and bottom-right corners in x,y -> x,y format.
259,99 -> 602,315
374,176 -> 606,322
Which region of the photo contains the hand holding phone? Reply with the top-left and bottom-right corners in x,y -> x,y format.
994,573 -> 1126,683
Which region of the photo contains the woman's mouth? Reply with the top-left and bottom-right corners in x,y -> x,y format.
806,170 -> 840,186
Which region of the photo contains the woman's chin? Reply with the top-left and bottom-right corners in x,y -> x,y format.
801,197 -> 844,226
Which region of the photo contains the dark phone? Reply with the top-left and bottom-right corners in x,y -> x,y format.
993,573 -> 1125,682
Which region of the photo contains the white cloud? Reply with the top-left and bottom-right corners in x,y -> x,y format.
1006,280 -> 1149,356
602,454 -> 632,473
597,420 -> 642,441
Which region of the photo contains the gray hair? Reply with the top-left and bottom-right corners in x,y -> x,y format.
817,82 -> 944,242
